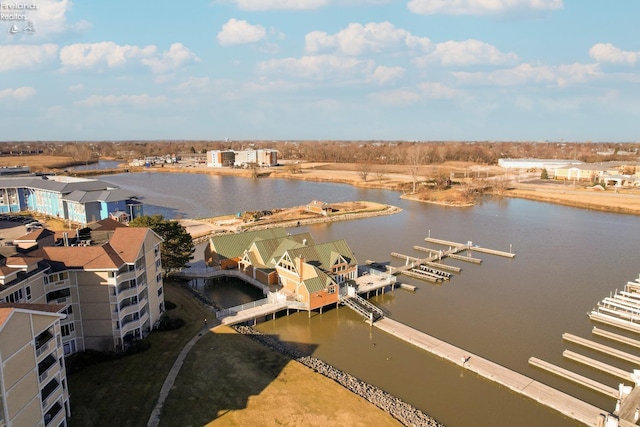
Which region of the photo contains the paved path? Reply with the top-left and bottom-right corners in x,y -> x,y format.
146,326 -> 210,427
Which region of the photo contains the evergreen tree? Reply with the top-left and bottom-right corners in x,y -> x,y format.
129,214 -> 195,276
540,168 -> 549,180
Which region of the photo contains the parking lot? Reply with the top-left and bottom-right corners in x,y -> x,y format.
0,214 -> 44,243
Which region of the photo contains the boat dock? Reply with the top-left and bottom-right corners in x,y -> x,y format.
373,317 -> 612,426
527,275 -> 640,426
390,234 -> 514,283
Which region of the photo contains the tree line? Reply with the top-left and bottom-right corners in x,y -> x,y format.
2,140 -> 638,166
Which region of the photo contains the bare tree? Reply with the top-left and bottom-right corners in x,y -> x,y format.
358,163 -> 371,182
406,145 -> 422,193
375,170 -> 386,182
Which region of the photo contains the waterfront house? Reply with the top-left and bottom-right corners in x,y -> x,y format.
275,240 -> 358,310
238,232 -> 315,286
204,228 -> 289,270
0,303 -> 70,426
305,200 -> 334,216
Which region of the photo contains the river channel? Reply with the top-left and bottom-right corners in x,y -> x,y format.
99,171 -> 640,426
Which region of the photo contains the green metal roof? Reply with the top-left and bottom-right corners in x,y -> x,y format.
302,266 -> 333,293
251,232 -> 314,268
285,239 -> 357,272
208,228 -> 288,261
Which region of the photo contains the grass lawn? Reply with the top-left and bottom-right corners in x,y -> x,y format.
68,281 -> 401,427
67,281 -> 211,427
160,326 -> 401,427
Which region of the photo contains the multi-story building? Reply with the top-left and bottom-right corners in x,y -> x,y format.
0,175 -> 142,224
0,224 -> 165,354
0,303 -> 70,427
206,150 -> 235,167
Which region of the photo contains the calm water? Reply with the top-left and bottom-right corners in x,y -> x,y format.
101,171 -> 640,427
68,160 -> 123,170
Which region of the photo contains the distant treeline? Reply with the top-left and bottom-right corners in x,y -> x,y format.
1,140 -> 638,166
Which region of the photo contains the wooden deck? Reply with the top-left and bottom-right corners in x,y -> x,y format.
373,317 -> 610,426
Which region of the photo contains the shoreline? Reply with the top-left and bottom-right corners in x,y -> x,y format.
125,164 -> 640,216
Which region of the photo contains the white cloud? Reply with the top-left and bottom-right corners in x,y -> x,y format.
141,43 -> 200,73
60,42 -> 157,70
259,54 -> 375,80
408,0 -> 563,15
589,43 -> 640,66
453,62 -> 600,87
414,39 -> 518,67
217,19 -> 267,46
370,89 -> 422,106
0,86 -> 36,101
305,21 -> 430,56
219,0 -> 331,11
0,44 -> 58,72
417,82 -> 459,99
75,94 -> 167,108
371,66 -> 405,85
69,83 -> 84,91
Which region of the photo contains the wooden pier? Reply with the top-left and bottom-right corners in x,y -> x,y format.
563,333 -> 640,366
373,317 -> 611,426
526,276 -> 640,426
390,235 -> 514,283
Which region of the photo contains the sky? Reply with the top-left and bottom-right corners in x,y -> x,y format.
1,0 -> 639,142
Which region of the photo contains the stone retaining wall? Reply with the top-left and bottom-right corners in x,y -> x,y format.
233,325 -> 444,427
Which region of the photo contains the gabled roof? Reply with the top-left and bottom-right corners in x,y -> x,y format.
249,232 -> 314,268
14,228 -> 55,242
0,304 -> 66,330
108,227 -> 154,263
62,188 -> 134,203
301,265 -> 334,293
208,228 -> 288,261
284,240 -> 357,272
35,245 -> 124,270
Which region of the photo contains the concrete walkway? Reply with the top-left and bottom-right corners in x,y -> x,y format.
146,326 -> 210,427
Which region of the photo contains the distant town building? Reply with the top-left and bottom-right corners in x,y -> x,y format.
498,158 -> 583,171
205,149 -> 278,168
206,150 -> 235,167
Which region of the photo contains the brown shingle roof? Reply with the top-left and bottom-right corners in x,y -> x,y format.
35,245 -> 124,270
109,227 -> 149,263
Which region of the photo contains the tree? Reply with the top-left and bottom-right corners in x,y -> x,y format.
129,214 -> 195,276
357,163 -> 371,182
540,168 -> 549,180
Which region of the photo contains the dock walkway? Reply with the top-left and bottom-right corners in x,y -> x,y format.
374,317 -> 614,426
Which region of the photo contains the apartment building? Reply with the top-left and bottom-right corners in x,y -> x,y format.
0,175 -> 142,224
0,303 -> 70,427
0,225 -> 165,354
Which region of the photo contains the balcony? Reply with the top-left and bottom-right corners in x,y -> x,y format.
43,401 -> 63,426
35,330 -> 54,358
119,302 -> 139,318
38,354 -> 58,384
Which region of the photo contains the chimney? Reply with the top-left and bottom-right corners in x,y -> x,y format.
63,232 -> 69,247
297,256 -> 305,275
302,239 -> 307,246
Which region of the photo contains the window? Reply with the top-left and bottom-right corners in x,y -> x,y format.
156,273 -> 162,283
61,323 -> 75,337
154,245 -> 160,257
157,287 -> 163,296
7,289 -> 24,303
328,286 -> 336,294
26,286 -> 31,300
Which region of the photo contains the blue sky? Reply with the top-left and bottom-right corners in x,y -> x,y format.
1,0 -> 639,142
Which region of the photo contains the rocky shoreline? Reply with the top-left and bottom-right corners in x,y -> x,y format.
233,324 -> 444,427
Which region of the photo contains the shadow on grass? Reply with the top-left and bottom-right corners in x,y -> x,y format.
158,328 -> 317,426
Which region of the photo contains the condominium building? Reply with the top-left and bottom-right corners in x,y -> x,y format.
0,175 -> 142,224
0,224 -> 165,354
0,303 -> 70,427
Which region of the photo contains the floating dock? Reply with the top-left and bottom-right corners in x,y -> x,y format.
390,235 -> 514,283
374,317 -> 610,426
